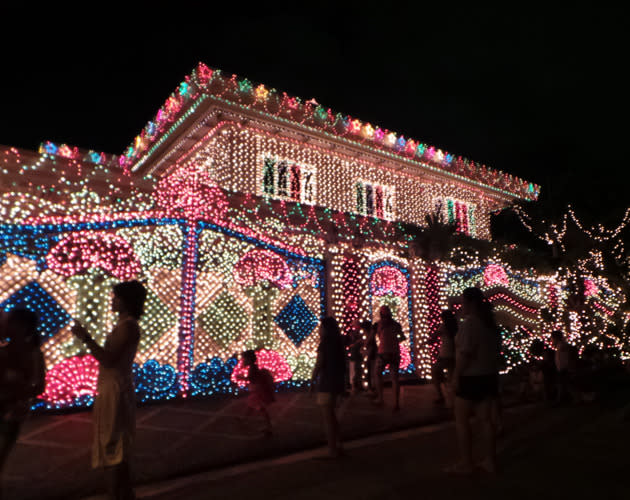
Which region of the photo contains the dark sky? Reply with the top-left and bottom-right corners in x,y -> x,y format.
1,6 -> 628,226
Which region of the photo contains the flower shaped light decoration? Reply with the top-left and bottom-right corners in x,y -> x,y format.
41,354 -> 99,406
46,232 -> 141,356
233,249 -> 292,349
155,165 -> 229,222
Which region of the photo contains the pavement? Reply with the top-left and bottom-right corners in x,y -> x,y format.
136,399 -> 630,500
6,380 -> 627,500
4,382 -> 462,500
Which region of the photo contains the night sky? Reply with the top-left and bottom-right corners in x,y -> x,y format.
2,7 -> 627,227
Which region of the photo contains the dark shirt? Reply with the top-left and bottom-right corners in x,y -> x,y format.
347,329 -> 363,362
1,343 -> 45,419
316,334 -> 346,394
366,327 -> 377,361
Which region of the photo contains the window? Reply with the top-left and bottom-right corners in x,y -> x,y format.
355,180 -> 395,220
262,156 -> 316,204
435,197 -> 476,236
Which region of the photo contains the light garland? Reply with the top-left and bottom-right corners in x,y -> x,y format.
568,205 -> 630,242
115,63 -> 539,201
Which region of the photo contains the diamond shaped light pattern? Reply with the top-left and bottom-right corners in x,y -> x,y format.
274,294 -> 318,347
198,292 -> 248,349
138,288 -> 177,355
0,281 -> 72,338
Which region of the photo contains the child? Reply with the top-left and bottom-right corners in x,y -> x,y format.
239,350 -> 275,437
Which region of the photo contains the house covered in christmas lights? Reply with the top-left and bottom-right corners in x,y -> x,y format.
3,62 -> 621,410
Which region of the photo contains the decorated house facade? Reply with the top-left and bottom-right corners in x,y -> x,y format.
4,62 -> 621,411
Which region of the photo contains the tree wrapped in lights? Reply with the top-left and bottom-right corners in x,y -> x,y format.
495,199 -> 629,354
46,232 -> 141,357
233,249 -> 292,349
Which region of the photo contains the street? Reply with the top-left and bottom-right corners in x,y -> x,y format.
136,401 -> 630,500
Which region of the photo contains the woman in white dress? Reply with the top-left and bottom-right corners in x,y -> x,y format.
72,280 -> 147,500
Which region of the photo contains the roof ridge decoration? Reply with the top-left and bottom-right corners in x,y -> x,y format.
38,141 -> 122,170
106,62 -> 540,200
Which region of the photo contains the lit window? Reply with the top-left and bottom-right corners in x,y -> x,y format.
355,180 -> 395,220
435,197 -> 476,236
261,156 -> 316,204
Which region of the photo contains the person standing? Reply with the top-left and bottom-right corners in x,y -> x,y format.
311,317 -> 346,458
373,305 -> 405,412
449,287 -> 500,475
72,280 -> 147,500
551,330 -> 571,404
346,320 -> 364,394
430,310 -> 457,406
361,320 -> 377,395
0,309 -> 46,500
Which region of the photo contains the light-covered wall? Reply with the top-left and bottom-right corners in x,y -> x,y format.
182,122 -> 498,240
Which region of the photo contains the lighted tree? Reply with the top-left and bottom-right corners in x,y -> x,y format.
233,249 -> 292,349
494,198 -> 629,351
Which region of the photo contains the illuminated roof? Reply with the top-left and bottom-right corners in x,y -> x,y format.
41,62 -> 540,201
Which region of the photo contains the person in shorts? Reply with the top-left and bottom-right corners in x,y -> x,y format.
448,287 -> 500,475
311,317 -> 346,457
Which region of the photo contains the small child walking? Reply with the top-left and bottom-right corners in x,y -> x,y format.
239,350 -> 275,437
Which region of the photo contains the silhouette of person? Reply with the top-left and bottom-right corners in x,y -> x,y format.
1,309 -> 46,500
311,317 -> 346,458
373,305 -> 405,411
72,280 -> 147,500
